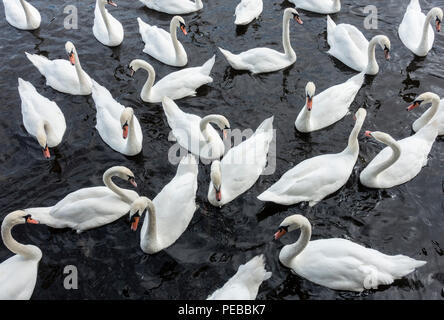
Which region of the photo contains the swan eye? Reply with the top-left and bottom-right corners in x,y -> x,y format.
23,214 -> 31,221
280,226 -> 289,232
414,100 -> 423,106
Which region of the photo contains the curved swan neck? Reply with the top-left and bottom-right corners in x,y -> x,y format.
283,13 -> 295,58
366,37 -> 379,75
199,115 -> 221,142
422,95 -> 441,125
280,221 -> 312,267
419,10 -> 435,52
126,113 -> 137,149
1,220 -> 39,260
136,61 -> 155,99
103,168 -> 132,203
170,18 -> 181,56
97,0 -> 113,38
72,47 -> 89,92
143,201 -> 158,249
345,117 -> 365,155
368,134 -> 401,178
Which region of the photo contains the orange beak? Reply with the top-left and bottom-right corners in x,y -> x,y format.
365,130 -> 372,137
180,25 -> 188,35
307,97 -> 313,111
131,216 -> 140,231
407,102 -> 420,111
69,53 -> 75,65
216,189 -> 222,202
26,217 -> 39,224
122,124 -> 129,139
384,48 -> 390,60
108,0 -> 117,7
436,19 -> 441,32
43,146 -> 50,159
294,15 -> 303,25
274,228 -> 287,240
223,129 -> 228,139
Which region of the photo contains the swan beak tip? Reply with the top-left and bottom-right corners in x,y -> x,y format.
26,217 -> 39,224
181,26 -> 188,36
122,125 -> 129,139
130,179 -> 137,188
364,130 -> 372,137
43,146 -> 50,159
274,229 -> 286,240
131,217 -> 140,231
216,190 -> 222,202
108,0 -> 118,7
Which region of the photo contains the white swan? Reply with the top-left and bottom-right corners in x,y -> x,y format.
327,15 -> 391,75
219,8 -> 303,74
18,78 -> 66,159
93,0 -> 124,47
258,108 -> 366,206
91,81 -> 143,156
295,72 -> 364,132
275,214 -> 427,292
208,116 -> 274,207
359,125 -> 438,189
129,55 -> 215,103
207,255 -> 271,300
0,210 -> 41,300
398,0 -> 443,57
24,166 -> 139,233
137,16 -> 187,67
129,154 -> 198,254
2,0 -> 41,30
289,0 -> 341,14
234,0 -> 263,26
25,41 -> 93,95
139,0 -> 203,15
162,96 -> 230,161
408,92 -> 444,136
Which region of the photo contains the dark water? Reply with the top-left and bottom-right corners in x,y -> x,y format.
0,0 -> 443,300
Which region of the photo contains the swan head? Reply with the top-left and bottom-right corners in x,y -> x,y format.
36,128 -> 50,159
65,41 -> 77,65
129,59 -> 152,77
100,0 -> 118,7
173,16 -> 187,35
215,115 -> 230,138
364,130 -> 395,145
129,197 -> 153,231
3,210 -> 39,228
210,161 -> 222,202
104,166 -> 137,187
120,107 -> 134,139
353,108 -> 367,122
373,35 -> 391,60
284,8 -> 303,25
274,214 -> 310,240
305,82 -> 315,111
407,92 -> 440,111
430,8 -> 443,32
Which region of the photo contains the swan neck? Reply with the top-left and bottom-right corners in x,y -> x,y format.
144,201 -> 158,248
97,0 -> 113,38
281,223 -> 311,267
300,104 -> 311,130
199,115 -> 219,142
366,38 -> 378,74
346,118 -> 364,155
103,169 -> 132,203
170,19 -> 181,56
419,11 -> 434,52
368,137 -> 401,178
283,13 -> 295,58
423,97 -> 441,125
72,48 -> 89,92
1,222 -> 37,260
126,114 -> 138,150
139,62 -> 155,100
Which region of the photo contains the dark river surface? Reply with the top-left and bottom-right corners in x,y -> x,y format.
0,0 -> 443,300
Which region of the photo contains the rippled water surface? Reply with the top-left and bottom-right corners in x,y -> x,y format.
0,0 -> 443,300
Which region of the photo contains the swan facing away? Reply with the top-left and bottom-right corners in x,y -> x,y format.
408,92 -> 444,136
162,96 -> 230,161
138,16 -> 188,67
207,255 -> 272,300
289,0 -> 341,14
129,56 -> 215,103
139,0 -> 203,15
398,0 -> 443,57
91,80 -> 143,156
25,166 -> 139,233
26,41 -> 93,95
219,8 -> 303,74
275,214 -> 426,292
208,116 -> 274,207
0,210 -> 41,300
327,15 -> 391,75
234,0 -> 263,26
129,154 -> 198,254
93,0 -> 124,47
259,108 -> 366,206
3,0 -> 41,30
295,72 -> 365,132
18,78 -> 66,159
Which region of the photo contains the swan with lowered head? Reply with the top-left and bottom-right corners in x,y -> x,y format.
129,55 -> 215,103
25,166 -> 139,233
91,80 -> 143,156
234,0 -> 263,26
398,0 -> 443,57
129,154 -> 198,254
289,0 -> 341,14
207,255 -> 271,300
162,96 -> 230,161
138,0 -> 203,15
18,78 -> 66,159
208,116 -> 274,207
26,41 -> 93,95
138,16 -> 188,67
219,8 -> 303,74
327,15 -> 391,75
93,0 -> 124,47
295,72 -> 365,132
408,92 -> 444,136
275,214 -> 427,292
3,0 -> 41,30
259,108 -> 366,206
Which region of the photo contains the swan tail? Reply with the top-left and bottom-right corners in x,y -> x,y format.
387,254 -> 427,278
219,47 -> 240,68
326,15 -> 336,46
408,0 -> 421,11
255,116 -> 274,134
91,79 -> 112,111
24,207 -> 57,227
200,55 -> 216,76
176,154 -> 199,177
17,78 -> 36,96
348,71 -> 366,85
161,96 -> 184,120
231,255 -> 272,289
25,52 -> 49,75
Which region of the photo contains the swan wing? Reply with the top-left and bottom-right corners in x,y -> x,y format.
139,0 -> 201,14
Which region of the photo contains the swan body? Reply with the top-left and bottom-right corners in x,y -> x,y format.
360,125 -> 438,189
91,80 -> 143,156
219,8 -> 303,74
208,116 -> 274,207
3,0 -> 41,30
207,255 -> 271,300
409,92 -> 444,136
18,78 -> 66,159
139,0 -> 203,15
234,0 -> 263,25
398,0 -> 443,57
93,0 -> 124,47
258,108 -> 366,206
289,0 -> 341,14
137,16 -> 187,67
25,42 -> 93,95
327,15 -> 391,75
24,167 -> 139,233
129,56 -> 215,103
295,72 -> 364,132
162,97 -> 229,160
0,210 -> 41,300
129,155 -> 198,254
275,215 -> 427,292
